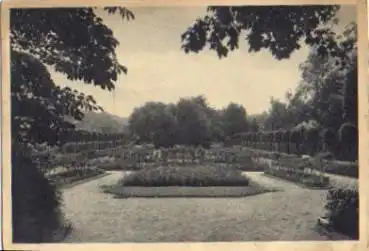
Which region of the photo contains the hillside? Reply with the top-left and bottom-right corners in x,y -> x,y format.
66,111 -> 129,133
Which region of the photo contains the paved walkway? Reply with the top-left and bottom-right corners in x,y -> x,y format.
61,171 -> 354,242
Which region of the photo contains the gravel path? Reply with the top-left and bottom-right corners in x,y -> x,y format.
61,171 -> 354,242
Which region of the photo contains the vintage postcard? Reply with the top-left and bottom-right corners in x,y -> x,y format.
1,0 -> 368,250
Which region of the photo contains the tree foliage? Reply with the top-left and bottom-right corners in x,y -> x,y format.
176,97 -> 212,147
11,7 -> 134,242
128,96 -> 255,147
128,102 -> 178,147
181,5 -> 357,138
11,7 -> 134,147
221,103 -> 249,138
181,6 -> 341,60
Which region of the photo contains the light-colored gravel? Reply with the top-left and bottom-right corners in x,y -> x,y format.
61,171 -> 354,242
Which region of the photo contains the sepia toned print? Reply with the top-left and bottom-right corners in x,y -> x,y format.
1,1 -> 368,251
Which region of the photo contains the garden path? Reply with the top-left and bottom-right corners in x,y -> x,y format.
62,171 -> 353,242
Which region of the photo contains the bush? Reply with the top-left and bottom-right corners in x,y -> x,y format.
338,123 -> 358,161
274,130 -> 283,143
325,187 -> 359,239
304,127 -> 320,156
49,168 -> 105,187
290,128 -> 304,154
321,128 -> 338,153
323,160 -> 358,178
281,130 -> 290,153
120,165 -> 250,187
12,147 -> 64,243
281,130 -> 290,142
266,131 -> 274,150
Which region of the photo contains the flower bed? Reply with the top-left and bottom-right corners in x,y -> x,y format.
263,157 -> 330,188
243,147 -> 357,178
264,168 -> 329,188
119,165 -> 250,187
103,164 -> 276,198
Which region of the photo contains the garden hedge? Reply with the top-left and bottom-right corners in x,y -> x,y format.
325,187 -> 358,239
12,147 -> 64,243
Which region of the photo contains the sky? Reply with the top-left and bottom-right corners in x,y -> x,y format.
52,5 -> 357,118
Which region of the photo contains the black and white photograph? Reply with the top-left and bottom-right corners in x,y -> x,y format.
2,0 -> 366,249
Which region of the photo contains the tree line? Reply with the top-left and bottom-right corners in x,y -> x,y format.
127,96 -> 259,148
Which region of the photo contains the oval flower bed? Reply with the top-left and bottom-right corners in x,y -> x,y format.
103,165 -> 276,198
121,165 -> 250,187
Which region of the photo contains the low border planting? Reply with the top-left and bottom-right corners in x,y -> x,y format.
104,185 -> 276,198
48,168 -> 105,188
264,167 -> 330,188
262,156 -> 330,188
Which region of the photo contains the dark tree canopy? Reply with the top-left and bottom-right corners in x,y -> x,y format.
221,103 -> 249,138
11,50 -> 102,146
181,6 -> 341,60
11,7 -> 134,91
10,7 -> 134,242
11,7 -> 134,147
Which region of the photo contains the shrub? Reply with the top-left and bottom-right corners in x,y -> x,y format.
266,131 -> 274,150
257,132 -> 263,142
274,130 -> 283,142
252,133 -> 258,142
325,187 -> 359,239
49,168 -> 105,187
323,160 -> 358,178
290,128 -> 303,154
321,128 -> 338,154
281,130 -> 290,142
273,130 -> 283,151
281,130 -> 290,153
290,128 -> 302,142
304,127 -> 320,156
12,147 -> 64,243
338,123 -> 358,161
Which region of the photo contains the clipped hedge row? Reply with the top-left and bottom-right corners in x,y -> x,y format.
61,140 -> 127,154
59,130 -> 130,144
263,156 -> 330,188
244,148 -> 358,178
233,122 -> 358,161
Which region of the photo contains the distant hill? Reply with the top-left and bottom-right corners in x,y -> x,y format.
65,111 -> 129,133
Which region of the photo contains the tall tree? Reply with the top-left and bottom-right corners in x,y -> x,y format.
176,97 -> 212,147
248,117 -> 260,132
128,102 -> 167,143
11,7 -> 134,242
221,103 -> 249,138
297,22 -> 357,130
